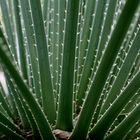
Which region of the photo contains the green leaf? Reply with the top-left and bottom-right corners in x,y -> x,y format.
0,122 -> 25,140
0,0 -> 17,61
0,111 -> 21,135
19,0 -> 42,104
76,0 -> 106,113
90,71 -> 140,139
69,0 -> 140,139
29,0 -> 56,124
0,28 -> 55,140
56,0 -> 80,131
105,103 -> 140,140
13,0 -> 28,81
101,26 -> 140,114
0,85 -> 13,120
56,0 -> 66,108
4,72 -> 31,129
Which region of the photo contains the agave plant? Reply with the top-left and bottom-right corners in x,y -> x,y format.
0,0 -> 140,139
